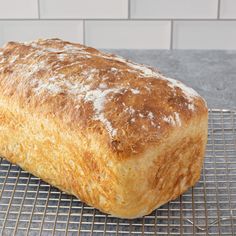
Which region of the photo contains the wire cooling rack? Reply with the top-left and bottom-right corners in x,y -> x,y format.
0,109 -> 236,236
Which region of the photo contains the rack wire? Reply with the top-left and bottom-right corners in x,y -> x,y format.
0,109 -> 235,235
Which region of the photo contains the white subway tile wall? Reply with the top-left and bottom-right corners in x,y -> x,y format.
0,0 -> 235,49
85,21 -> 171,49
130,0 -> 218,19
220,0 -> 236,19
40,0 -> 128,19
0,0 -> 38,19
0,21 -> 83,46
173,21 -> 236,49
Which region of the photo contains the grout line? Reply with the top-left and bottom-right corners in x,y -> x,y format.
128,0 -> 131,19
217,0 -> 221,19
0,18 -> 236,21
83,20 -> 86,45
37,0 -> 41,19
170,20 -> 173,50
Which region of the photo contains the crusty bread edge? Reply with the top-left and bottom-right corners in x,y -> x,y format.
0,94 -> 208,218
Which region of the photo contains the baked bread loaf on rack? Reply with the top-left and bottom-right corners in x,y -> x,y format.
0,39 -> 208,218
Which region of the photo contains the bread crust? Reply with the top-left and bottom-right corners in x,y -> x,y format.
0,39 -> 208,218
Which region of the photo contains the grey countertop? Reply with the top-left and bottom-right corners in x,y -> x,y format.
106,50 -> 236,110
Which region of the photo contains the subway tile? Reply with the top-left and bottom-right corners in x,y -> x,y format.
40,0 -> 128,19
0,0 -> 38,19
0,21 -> 83,47
220,0 -> 236,19
85,20 -> 171,49
173,21 -> 236,49
131,0 -> 218,19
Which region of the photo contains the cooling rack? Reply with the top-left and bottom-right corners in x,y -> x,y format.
0,109 -> 235,235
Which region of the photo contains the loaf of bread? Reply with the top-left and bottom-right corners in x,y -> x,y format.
0,38 -> 208,218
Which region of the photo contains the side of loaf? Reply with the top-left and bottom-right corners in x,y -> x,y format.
0,39 -> 208,218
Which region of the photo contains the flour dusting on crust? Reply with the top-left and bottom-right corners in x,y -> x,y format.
163,112 -> 182,127
84,88 -> 124,137
164,77 -> 200,111
0,38 -> 204,138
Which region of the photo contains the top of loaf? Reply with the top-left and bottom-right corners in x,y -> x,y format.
0,38 -> 207,157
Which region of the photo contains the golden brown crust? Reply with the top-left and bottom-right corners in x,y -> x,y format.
0,38 -> 207,158
0,39 -> 208,218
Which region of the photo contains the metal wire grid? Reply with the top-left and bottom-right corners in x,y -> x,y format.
0,109 -> 235,236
